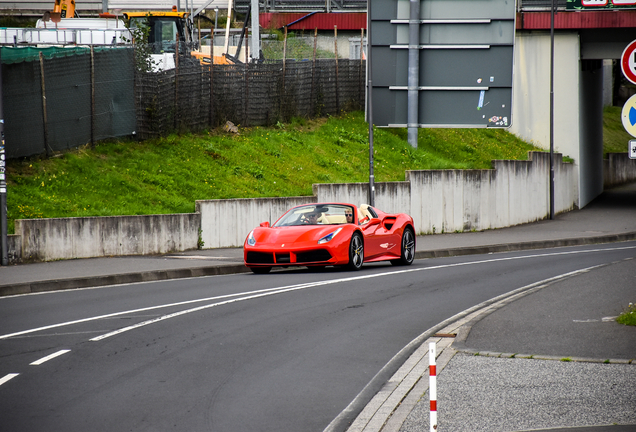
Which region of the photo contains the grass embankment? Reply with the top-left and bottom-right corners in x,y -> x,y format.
617,303 -> 636,326
603,105 -> 633,156
5,111 -> 542,234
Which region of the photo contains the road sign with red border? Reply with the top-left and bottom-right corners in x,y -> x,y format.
621,39 -> 636,85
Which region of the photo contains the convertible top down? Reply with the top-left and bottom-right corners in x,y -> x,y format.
243,203 -> 415,273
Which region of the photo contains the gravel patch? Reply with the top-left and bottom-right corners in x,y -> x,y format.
399,353 -> 636,432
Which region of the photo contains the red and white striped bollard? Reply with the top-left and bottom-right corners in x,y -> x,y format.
429,342 -> 437,431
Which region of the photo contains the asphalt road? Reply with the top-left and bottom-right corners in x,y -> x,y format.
0,242 -> 634,432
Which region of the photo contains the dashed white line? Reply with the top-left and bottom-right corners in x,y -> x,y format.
0,373 -> 20,386
30,349 -> 71,366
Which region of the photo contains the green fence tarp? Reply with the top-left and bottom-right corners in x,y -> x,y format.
1,45 -> 112,64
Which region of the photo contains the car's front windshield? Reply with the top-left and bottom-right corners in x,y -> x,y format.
273,204 -> 355,227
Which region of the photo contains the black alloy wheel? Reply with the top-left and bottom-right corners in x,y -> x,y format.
391,227 -> 415,266
347,232 -> 364,270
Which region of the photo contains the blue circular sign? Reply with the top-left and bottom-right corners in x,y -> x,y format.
622,94 -> 636,138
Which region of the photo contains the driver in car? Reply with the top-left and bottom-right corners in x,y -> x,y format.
305,212 -> 320,224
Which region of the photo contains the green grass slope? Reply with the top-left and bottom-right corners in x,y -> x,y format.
4,108 -> 622,234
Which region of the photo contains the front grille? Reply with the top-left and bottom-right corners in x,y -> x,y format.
246,251 -> 275,264
295,249 -> 332,263
275,253 -> 291,264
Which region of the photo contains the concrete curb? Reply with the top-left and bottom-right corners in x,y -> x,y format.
2,232 -> 635,297
414,232 -> 636,259
0,264 -> 250,296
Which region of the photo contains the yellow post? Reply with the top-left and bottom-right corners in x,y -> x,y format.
53,0 -> 76,18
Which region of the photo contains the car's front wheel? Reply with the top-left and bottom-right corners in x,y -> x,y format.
391,227 -> 415,266
347,232 -> 364,270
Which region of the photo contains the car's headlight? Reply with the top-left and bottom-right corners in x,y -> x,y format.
318,228 -> 342,244
247,230 -> 256,246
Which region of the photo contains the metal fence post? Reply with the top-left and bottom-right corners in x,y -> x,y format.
0,48 -> 8,266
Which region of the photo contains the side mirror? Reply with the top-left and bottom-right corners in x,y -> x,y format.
260,221 -> 270,228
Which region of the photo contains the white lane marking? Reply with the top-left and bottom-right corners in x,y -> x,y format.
0,373 -> 20,386
573,316 -> 618,323
90,280 -> 355,341
30,349 -> 71,365
88,255 -> 616,341
0,285 -> 315,340
3,245 -> 635,342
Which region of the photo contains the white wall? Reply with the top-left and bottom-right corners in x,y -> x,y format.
196,151 -> 577,247
196,196 -> 316,249
510,32 -> 583,208
16,213 -> 200,262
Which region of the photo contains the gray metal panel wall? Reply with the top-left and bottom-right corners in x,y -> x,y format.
370,0 -> 515,128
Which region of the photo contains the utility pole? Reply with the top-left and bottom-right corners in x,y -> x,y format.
407,0 -> 419,148
0,48 -> 8,265
549,0 -> 555,220
367,0 -> 375,206
250,0 -> 260,62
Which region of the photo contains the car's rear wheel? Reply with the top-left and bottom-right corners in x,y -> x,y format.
391,227 -> 415,266
251,266 -> 271,274
347,232 -> 364,270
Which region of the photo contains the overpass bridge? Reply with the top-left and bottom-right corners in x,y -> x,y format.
512,1 -> 635,208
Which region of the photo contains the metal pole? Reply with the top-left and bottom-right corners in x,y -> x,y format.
311,28 -> 317,114
367,0 -> 375,206
407,0 -> 420,148
175,34 -> 179,130
335,25 -> 339,113
0,48 -> 8,266
250,0 -> 260,62
39,52 -> 51,158
549,0 -> 555,220
224,0 -> 233,57
360,28 -> 364,108
90,45 -> 95,148
214,7 -> 218,36
210,26 -> 215,126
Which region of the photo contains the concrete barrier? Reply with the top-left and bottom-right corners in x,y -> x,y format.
196,196 -> 317,248
604,153 -> 636,187
15,213 -> 200,263
408,152 -> 577,233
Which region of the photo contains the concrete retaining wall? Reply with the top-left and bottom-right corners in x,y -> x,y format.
196,196 -> 317,249
15,213 -> 200,263
604,153 -> 636,188
2,151 -> 589,263
410,152 -> 577,234
310,152 -> 576,235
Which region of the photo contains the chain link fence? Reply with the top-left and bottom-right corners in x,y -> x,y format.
2,46 -> 135,159
2,38 -> 366,158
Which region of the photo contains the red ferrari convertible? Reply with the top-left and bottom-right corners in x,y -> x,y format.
243,203 -> 416,273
